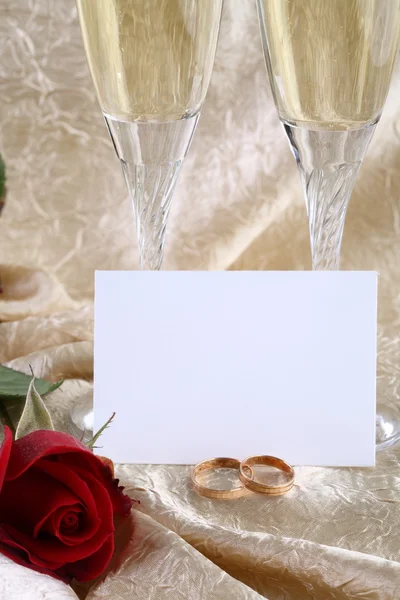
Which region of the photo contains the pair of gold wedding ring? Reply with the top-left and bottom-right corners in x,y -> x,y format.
191,455 -> 295,500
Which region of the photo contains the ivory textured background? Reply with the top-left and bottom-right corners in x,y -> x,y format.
1,1 -> 400,598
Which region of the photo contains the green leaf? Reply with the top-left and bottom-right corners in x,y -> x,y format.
0,154 -> 5,200
0,365 -> 63,400
15,374 -> 55,440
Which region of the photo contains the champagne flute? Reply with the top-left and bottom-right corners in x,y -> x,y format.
77,0 -> 223,270
70,0 -> 223,439
256,0 -> 400,449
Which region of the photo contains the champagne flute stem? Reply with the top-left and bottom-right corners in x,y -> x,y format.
307,162 -> 353,271
283,121 -> 377,271
132,161 -> 179,271
105,115 -> 199,271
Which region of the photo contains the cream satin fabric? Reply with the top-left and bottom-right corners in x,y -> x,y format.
0,554 -> 78,600
1,1 -> 400,599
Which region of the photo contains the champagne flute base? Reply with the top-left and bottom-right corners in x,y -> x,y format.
376,408 -> 400,451
68,392 -> 93,444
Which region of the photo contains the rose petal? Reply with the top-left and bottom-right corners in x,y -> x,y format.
56,507 -> 81,534
2,472 -> 114,565
98,456 -> 114,477
6,430 -> 93,480
59,454 -> 133,517
42,504 -> 82,541
0,466 -> 81,537
0,525 -> 64,571
36,459 -> 100,532
67,533 -> 114,582
6,430 -> 133,517
0,528 -> 69,582
0,427 -> 12,493
45,505 -> 99,547
0,430 -> 125,582
36,460 -> 101,544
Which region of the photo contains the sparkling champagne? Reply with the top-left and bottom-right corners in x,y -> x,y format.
258,0 -> 400,129
76,0 -> 223,122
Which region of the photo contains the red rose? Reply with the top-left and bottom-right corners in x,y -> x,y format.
0,426 -> 132,582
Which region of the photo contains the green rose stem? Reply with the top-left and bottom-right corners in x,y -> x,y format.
86,412 -> 115,450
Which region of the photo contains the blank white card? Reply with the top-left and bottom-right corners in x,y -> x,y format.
94,271 -> 377,467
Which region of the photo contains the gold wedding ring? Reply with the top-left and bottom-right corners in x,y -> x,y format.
192,457 -> 253,500
239,455 -> 294,496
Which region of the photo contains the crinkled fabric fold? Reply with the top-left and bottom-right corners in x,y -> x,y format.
0,265 -> 78,322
